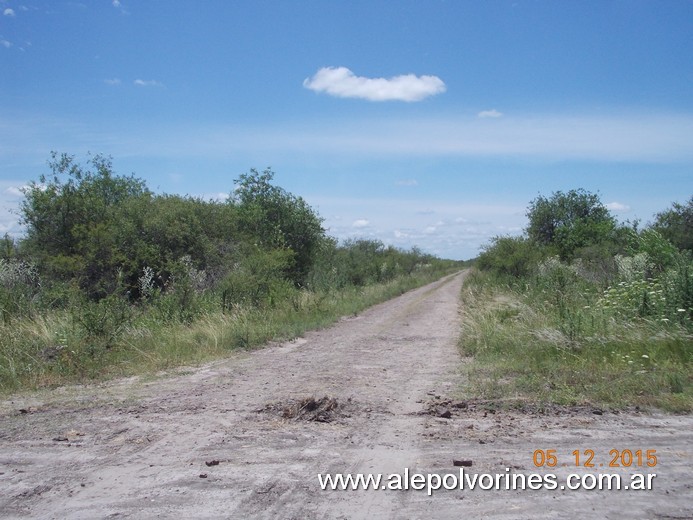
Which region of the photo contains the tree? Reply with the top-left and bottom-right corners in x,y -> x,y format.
232,169 -> 325,286
526,189 -> 616,261
652,196 -> 693,252
20,152 -> 151,298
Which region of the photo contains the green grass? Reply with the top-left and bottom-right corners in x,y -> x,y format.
459,269 -> 692,413
0,267 -> 457,396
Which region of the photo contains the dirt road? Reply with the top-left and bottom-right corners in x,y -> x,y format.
1,272 -> 691,519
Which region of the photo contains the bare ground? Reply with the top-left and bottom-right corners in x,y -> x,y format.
0,272 -> 691,519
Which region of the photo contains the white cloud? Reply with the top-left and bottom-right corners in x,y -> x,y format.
134,79 -> 163,87
4,186 -> 25,198
251,113 -> 691,161
3,112 -> 692,167
395,179 -> 418,186
352,219 -> 370,228
111,0 -> 128,14
3,8 -> 15,16
104,78 -> 121,86
478,109 -> 503,118
606,201 -> 631,212
1,39 -> 11,49
121,112 -> 692,163
303,66 -> 446,102
0,181 -> 30,238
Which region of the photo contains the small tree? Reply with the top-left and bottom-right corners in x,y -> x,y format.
232,169 -> 325,286
20,152 -> 150,298
526,189 -> 616,261
652,196 -> 693,252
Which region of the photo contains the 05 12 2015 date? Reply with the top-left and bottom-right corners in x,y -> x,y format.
532,449 -> 658,468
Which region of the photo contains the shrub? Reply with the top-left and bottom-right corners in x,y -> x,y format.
652,196 -> 693,252
477,236 -> 543,279
0,259 -> 41,322
220,247 -> 295,310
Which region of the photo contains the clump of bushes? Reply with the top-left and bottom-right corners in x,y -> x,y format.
0,154 -> 459,393
464,190 -> 692,411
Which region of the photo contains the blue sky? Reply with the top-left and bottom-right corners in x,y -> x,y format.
1,0 -> 692,259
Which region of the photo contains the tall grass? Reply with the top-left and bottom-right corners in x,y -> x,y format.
459,268 -> 692,412
0,266 -> 457,395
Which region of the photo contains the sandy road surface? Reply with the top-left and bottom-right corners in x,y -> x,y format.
1,271 -> 691,519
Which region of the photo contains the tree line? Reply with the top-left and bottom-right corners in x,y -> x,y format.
0,153 -> 453,323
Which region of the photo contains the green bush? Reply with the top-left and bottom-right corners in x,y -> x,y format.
220,247 -> 295,309
233,169 -> 325,287
73,294 -> 132,353
477,236 -> 544,279
652,196 -> 693,252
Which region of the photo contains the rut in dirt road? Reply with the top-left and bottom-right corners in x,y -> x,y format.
0,271 -> 468,519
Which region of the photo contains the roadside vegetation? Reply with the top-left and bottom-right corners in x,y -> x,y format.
0,153 -> 460,394
461,190 -> 692,412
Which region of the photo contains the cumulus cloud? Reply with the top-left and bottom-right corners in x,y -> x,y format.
395,179 -> 418,186
134,79 -> 163,87
1,39 -> 11,49
606,201 -> 631,212
303,66 -> 446,102
352,219 -> 370,228
4,8 -> 15,17
478,109 -> 503,118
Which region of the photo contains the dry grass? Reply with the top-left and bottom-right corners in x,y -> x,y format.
0,268 -> 457,395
